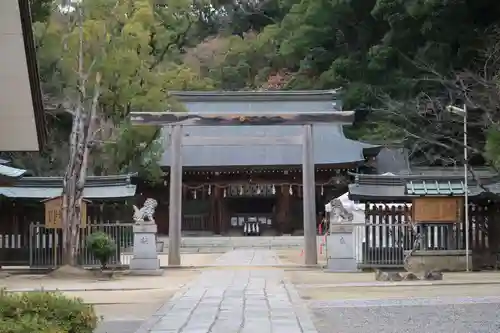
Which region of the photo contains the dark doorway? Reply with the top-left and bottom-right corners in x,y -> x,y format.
227,197 -> 275,214
226,197 -> 276,232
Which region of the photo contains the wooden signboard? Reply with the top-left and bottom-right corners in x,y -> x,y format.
412,197 -> 462,223
43,196 -> 88,229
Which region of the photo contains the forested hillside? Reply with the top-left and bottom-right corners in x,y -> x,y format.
8,0 -> 500,177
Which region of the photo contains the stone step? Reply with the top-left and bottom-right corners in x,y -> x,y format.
152,236 -> 327,254
156,236 -> 323,249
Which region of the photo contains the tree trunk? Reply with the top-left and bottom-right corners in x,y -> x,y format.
60,3 -> 101,267
61,77 -> 100,266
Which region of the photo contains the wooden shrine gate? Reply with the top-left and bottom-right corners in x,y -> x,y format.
131,106 -> 354,266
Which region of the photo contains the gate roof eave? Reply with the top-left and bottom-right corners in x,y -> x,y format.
168,89 -> 342,102
130,111 -> 355,126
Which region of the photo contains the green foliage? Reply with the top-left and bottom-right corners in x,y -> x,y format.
21,0 -> 500,169
189,0 -> 500,166
0,317 -> 64,333
17,0 -> 214,178
0,290 -> 98,333
485,126 -> 500,169
201,0 -> 500,99
86,231 -> 117,269
29,0 -> 53,23
95,123 -> 164,182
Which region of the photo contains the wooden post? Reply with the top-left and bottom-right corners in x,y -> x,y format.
213,187 -> 221,234
168,125 -> 182,266
302,124 -> 318,265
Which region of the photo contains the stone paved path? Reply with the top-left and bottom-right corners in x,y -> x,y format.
136,249 -> 317,333
212,247 -> 282,266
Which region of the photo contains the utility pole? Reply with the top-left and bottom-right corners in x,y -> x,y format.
446,103 -> 469,271
463,104 -> 469,272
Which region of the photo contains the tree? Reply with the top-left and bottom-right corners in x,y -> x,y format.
32,0 -> 214,266
189,0 -> 500,168
58,1 -> 101,267
29,0 -> 54,23
357,26 -> 500,171
2,0 -> 214,180
198,0 -> 500,102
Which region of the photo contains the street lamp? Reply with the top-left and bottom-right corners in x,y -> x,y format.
446,104 -> 469,272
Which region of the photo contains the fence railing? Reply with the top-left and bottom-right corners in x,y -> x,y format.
183,215 -> 210,231
29,223 -> 134,268
329,222 -> 475,268
365,203 -> 492,250
0,232 -> 29,266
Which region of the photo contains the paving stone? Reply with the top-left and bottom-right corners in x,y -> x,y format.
136,249 -> 317,333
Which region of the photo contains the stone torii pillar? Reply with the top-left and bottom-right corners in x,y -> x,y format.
130,111 -> 355,266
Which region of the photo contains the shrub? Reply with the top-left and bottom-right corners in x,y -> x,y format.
0,289 -> 98,333
0,317 -> 64,333
86,231 -> 117,269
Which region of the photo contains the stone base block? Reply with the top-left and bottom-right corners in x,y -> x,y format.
133,223 -> 157,233
405,250 -> 472,272
326,258 -> 359,272
129,258 -> 160,271
326,232 -> 358,272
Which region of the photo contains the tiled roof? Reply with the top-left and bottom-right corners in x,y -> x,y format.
375,148 -> 410,174
0,164 -> 26,178
349,172 -> 496,201
406,179 -> 467,196
160,90 -> 379,167
0,174 -> 137,199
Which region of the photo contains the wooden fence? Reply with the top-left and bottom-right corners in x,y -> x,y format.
0,200 -> 131,267
361,202 -> 500,267
29,223 -> 134,268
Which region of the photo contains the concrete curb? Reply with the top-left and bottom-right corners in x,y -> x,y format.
295,280 -> 500,288
309,295 -> 500,308
8,279 -> 500,293
284,279 -> 320,333
5,287 -> 161,293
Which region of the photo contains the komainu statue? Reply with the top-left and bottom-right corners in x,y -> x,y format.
133,198 -> 158,224
328,198 -> 353,223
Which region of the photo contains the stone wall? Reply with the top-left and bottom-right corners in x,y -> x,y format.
405,250 -> 473,272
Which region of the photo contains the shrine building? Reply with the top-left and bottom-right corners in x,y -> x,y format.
0,0 -> 47,151
138,90 -> 382,236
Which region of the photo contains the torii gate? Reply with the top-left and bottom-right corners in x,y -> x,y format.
130,110 -> 355,266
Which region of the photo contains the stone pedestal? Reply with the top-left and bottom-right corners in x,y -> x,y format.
326,224 -> 359,272
129,222 -> 163,275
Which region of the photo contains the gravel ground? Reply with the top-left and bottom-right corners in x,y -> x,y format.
310,296 -> 500,333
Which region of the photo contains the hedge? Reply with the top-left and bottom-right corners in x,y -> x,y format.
0,289 -> 98,333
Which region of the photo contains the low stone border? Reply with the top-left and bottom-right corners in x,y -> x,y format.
5,286 -> 162,293
310,296 -> 500,308
294,279 -> 500,288
283,278 -> 319,333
